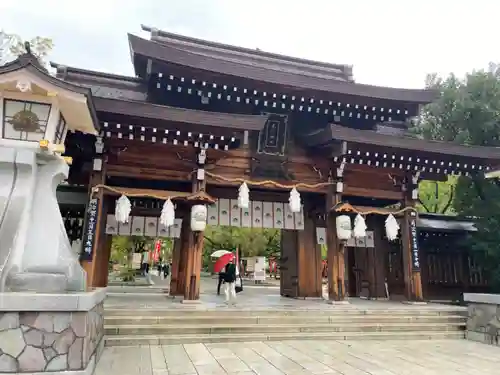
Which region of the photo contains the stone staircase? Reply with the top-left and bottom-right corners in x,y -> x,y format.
104,307 -> 466,346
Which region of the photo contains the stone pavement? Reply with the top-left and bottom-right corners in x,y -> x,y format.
94,339 -> 499,375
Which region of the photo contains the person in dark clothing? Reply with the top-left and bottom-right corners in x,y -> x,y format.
217,271 -> 225,295
223,260 -> 237,304
163,262 -> 170,279
157,258 -> 163,277
217,263 -> 230,296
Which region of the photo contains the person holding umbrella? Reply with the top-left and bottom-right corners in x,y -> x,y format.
223,258 -> 237,305
213,250 -> 242,305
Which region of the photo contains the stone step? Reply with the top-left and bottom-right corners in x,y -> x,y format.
104,308 -> 466,317
104,331 -> 465,346
104,314 -> 466,326
105,322 -> 465,336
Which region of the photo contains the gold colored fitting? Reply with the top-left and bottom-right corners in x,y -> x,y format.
46,91 -> 57,97
39,139 -> 49,150
52,144 -> 65,154
63,156 -> 73,165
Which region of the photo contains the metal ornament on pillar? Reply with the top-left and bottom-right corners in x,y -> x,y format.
353,214 -> 367,238
336,215 -> 352,241
191,205 -> 207,232
237,182 -> 250,209
115,195 -> 131,224
385,214 -> 400,241
160,198 -> 175,227
289,187 -> 301,213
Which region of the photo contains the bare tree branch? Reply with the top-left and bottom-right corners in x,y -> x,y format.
418,198 -> 431,213
433,181 -> 439,213
441,184 -> 455,214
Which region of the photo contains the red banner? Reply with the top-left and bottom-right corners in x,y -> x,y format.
153,240 -> 162,262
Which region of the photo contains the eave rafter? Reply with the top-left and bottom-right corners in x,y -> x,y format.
302,124 -> 498,177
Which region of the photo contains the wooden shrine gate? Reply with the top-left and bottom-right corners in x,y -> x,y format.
52,24 -> 500,305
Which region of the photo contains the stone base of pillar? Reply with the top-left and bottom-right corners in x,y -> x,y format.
6,272 -> 68,293
401,301 -> 427,305
0,288 -> 106,374
180,299 -> 202,304
326,299 -> 351,305
326,299 -> 350,305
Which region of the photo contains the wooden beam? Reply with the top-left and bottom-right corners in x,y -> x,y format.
344,185 -> 402,201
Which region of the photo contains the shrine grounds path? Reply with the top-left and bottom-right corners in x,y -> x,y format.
99,276 -> 500,374
95,339 -> 499,375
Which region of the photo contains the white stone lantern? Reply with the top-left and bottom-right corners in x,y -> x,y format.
0,53 -> 98,293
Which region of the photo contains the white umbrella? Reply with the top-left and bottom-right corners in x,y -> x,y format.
210,249 -> 231,258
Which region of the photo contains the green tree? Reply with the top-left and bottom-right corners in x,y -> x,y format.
412,66 -> 500,290
203,226 -> 280,269
0,31 -> 53,65
417,177 -> 457,215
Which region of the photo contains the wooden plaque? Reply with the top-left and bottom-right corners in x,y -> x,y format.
262,202 -> 274,229
230,199 -> 241,227
105,214 -> 118,235
252,201 -> 263,228
144,217 -> 158,237
131,216 -> 145,237
218,199 -> 230,227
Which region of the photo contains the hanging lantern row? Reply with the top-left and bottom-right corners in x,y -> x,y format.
237,182 -> 302,213
335,213 -> 401,242
115,195 -> 175,228
114,194 -> 208,232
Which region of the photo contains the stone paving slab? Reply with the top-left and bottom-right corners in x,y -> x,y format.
94,339 -> 500,375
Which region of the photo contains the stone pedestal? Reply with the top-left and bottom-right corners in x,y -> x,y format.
464,293 -> 500,346
0,288 -> 105,374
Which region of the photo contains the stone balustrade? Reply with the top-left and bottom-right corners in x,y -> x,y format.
0,288 -> 105,374
464,293 -> 500,346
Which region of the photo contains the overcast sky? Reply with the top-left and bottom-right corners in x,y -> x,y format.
1,0 -> 497,89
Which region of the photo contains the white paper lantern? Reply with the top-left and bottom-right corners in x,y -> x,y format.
238,182 -> 250,209
115,194 -> 131,224
385,214 -> 400,241
335,215 -> 352,241
191,204 -> 207,232
289,187 -> 301,213
160,198 -> 175,228
353,214 -> 367,238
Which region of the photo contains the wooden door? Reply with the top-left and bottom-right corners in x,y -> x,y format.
280,230 -> 299,297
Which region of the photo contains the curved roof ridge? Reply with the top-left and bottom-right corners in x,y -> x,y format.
129,34 -> 436,104
142,25 -> 354,82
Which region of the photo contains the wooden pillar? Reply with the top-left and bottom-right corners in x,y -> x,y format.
180,157 -> 207,301
400,174 -> 424,301
94,234 -> 112,287
373,217 -> 389,298
80,167 -> 107,290
169,238 -> 183,296
296,213 -> 322,298
326,163 -> 346,302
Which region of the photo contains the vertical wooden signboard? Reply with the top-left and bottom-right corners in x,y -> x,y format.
80,198 -> 99,261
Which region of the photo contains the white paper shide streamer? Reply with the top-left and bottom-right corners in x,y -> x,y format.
353,214 -> 367,238
237,182 -> 250,209
385,214 -> 400,241
289,187 -> 301,213
160,198 -> 175,228
115,194 -> 131,224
